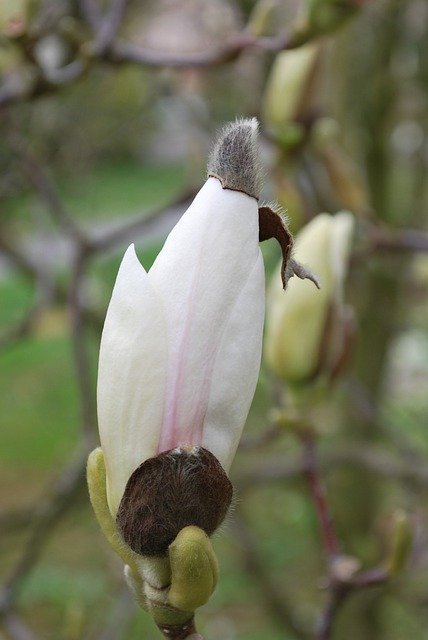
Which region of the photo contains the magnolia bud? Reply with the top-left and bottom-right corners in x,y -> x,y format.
265,212 -> 355,385
306,0 -> 365,34
386,510 -> 412,576
262,43 -> 319,146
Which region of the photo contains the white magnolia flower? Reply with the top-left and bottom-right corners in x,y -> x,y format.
98,120 -> 265,520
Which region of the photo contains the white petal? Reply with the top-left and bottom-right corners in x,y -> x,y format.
97,245 -> 167,515
148,177 -> 261,456
202,252 -> 265,472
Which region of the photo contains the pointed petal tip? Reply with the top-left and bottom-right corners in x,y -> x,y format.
120,243 -> 146,274
207,117 -> 262,199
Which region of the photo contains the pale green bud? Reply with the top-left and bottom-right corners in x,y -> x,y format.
307,0 -> 363,34
169,526 -> 219,612
265,212 -> 355,385
386,510 -> 412,576
263,43 -> 319,141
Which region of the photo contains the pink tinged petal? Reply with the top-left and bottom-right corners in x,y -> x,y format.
148,177 -> 261,457
97,244 -> 167,516
201,252 -> 265,472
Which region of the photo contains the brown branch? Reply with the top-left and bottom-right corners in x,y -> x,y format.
94,587 -> 135,640
91,0 -> 130,56
300,434 -> 340,562
8,134 -> 87,244
1,612 -> 40,640
0,305 -> 40,350
91,187 -> 196,253
77,0 -> 103,31
0,452 -> 86,617
237,445 -> 428,492
0,507 -> 35,534
316,567 -> 389,640
232,513 -> 311,640
68,246 -> 97,441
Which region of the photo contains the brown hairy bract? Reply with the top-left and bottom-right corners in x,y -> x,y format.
116,446 -> 233,556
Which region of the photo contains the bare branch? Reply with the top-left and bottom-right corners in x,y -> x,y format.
0,452 -> 86,617
77,0 -> 103,31
91,188 -> 196,253
68,246 -> 97,441
8,135 -> 87,245
300,434 -> 340,562
92,0 -> 130,56
237,445 -> 428,492
232,513 -> 311,640
1,612 -> 40,640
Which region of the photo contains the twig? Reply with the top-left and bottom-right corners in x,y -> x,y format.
316,567 -> 389,640
237,445 -> 428,492
8,135 -> 87,245
91,188 -> 196,253
91,0 -> 130,56
232,513 -> 311,640
77,0 -> 102,31
300,434 -> 340,562
95,587 -> 135,640
68,245 -> 97,441
1,612 -> 40,640
0,508 -> 35,534
0,452 -> 86,617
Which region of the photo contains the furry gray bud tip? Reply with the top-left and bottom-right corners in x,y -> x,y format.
207,117 -> 262,200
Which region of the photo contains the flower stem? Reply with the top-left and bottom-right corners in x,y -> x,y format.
156,617 -> 202,640
300,434 -> 340,562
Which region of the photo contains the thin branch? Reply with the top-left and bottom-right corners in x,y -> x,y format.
0,305 -> 40,350
91,187 -> 195,253
1,612 -> 40,640
68,246 -> 97,441
237,445 -> 428,492
0,452 -> 86,617
300,434 -> 340,562
77,0 -> 102,31
92,0 -> 130,56
95,587 -> 135,640
232,513 -> 311,640
316,567 -> 389,640
8,135 -> 87,244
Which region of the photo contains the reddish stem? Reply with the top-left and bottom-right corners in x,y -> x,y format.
301,435 -> 340,562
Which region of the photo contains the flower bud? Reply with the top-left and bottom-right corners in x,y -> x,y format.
386,510 -> 412,576
306,0 -> 365,35
265,212 -> 355,385
262,43 -> 319,147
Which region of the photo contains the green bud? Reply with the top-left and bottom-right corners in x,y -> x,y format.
168,526 -> 219,612
87,448 -> 139,571
265,212 -> 355,385
247,0 -> 277,37
263,44 -> 319,137
386,510 -> 412,575
307,0 -> 362,34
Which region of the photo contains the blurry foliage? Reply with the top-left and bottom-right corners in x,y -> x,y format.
0,0 -> 428,639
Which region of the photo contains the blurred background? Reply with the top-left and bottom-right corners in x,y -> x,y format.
1,0 -> 428,639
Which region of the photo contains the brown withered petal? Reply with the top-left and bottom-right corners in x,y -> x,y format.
259,205 -> 320,290
116,447 -> 233,557
259,205 -> 293,289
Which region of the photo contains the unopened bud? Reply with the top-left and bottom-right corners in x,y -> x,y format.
265,212 -> 355,385
306,0 -> 365,34
247,0 -> 277,37
168,526 -> 218,611
386,510 -> 412,575
263,44 -> 320,145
